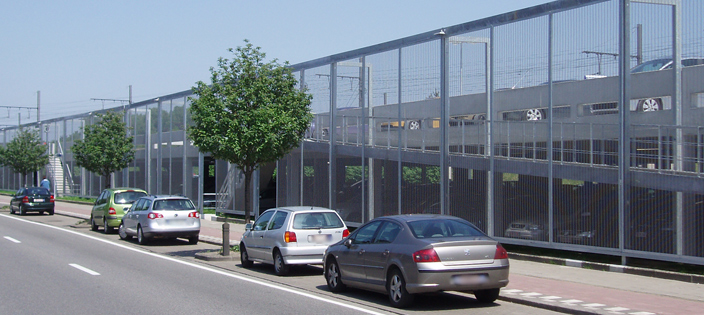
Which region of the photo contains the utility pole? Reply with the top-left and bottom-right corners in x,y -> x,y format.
37,91 -> 40,122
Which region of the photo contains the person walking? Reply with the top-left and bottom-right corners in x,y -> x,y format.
40,176 -> 51,191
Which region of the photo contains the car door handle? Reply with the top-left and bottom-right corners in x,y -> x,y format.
358,249 -> 365,255
383,250 -> 390,256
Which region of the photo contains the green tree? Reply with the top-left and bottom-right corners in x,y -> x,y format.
188,40 -> 313,223
71,111 -> 135,189
0,128 -> 49,187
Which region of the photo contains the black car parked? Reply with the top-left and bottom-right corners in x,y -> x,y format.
10,187 -> 55,215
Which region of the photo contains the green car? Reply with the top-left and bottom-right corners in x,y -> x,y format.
91,188 -> 148,234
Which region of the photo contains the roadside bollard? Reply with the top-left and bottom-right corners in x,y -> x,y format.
222,222 -> 230,256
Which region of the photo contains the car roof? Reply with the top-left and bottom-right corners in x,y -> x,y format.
140,195 -> 190,200
375,214 -> 466,223
106,187 -> 148,192
269,206 -> 337,213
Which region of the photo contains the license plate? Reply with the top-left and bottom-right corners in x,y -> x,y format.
308,234 -> 332,244
451,274 -> 488,285
34,198 -> 44,203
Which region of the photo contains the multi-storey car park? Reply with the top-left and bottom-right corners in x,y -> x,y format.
3,0 -> 704,266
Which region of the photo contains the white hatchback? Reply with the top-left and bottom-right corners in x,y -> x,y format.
240,206 -> 349,276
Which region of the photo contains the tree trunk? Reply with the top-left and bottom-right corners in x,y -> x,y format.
243,167 -> 254,223
105,173 -> 112,189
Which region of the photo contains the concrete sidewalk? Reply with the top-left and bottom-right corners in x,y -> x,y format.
47,200 -> 704,314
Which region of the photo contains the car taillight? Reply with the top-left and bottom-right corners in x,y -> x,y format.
147,212 -> 164,220
494,244 -> 509,260
108,207 -> 116,215
342,229 -> 349,238
22,196 -> 29,203
188,211 -> 200,218
413,248 -> 440,262
284,231 -> 297,243
50,195 -> 55,203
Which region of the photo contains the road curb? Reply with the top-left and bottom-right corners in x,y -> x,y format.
498,294 -> 599,315
509,252 -> 704,285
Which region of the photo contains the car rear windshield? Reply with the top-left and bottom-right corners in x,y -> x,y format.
408,219 -> 484,239
292,212 -> 344,229
27,188 -> 50,195
114,191 -> 148,204
153,199 -> 196,211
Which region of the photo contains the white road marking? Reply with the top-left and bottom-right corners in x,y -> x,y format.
628,312 -> 655,315
4,236 -> 21,243
501,289 -> 523,294
0,213 -> 385,315
539,296 -> 562,301
560,299 -> 583,304
69,263 -> 100,276
605,307 -> 631,312
520,292 -> 543,297
582,303 -> 606,308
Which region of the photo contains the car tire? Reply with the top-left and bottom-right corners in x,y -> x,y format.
48,208 -> 54,215
118,222 -> 132,240
407,120 -> 421,130
524,108 -> 544,121
639,98 -> 661,112
474,288 -> 500,303
326,258 -> 346,292
104,220 -> 114,234
137,226 -> 148,245
19,205 -> 26,216
387,268 -> 414,308
10,206 -> 15,215
90,216 -> 98,231
188,235 -> 199,245
240,244 -> 254,268
273,250 -> 289,276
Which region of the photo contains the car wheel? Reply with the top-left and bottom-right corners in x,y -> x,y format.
407,120 -> 421,130
90,216 -> 98,231
48,208 -> 54,215
474,288 -> 500,303
118,222 -> 132,240
104,219 -> 114,234
188,235 -> 199,245
137,226 -> 148,245
525,108 -> 544,120
19,205 -> 26,216
240,244 -> 254,268
387,268 -> 414,308
640,98 -> 661,112
326,258 -> 346,292
273,250 -> 289,276
10,206 -> 15,215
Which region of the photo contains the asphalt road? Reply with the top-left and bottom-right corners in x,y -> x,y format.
0,208 -> 563,315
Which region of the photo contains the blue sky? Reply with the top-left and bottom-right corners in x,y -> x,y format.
0,0 -> 548,125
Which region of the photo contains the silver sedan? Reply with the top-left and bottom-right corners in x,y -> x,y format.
119,195 -> 201,245
323,214 -> 509,308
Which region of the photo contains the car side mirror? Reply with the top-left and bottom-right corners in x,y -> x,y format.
245,223 -> 252,231
344,238 -> 353,248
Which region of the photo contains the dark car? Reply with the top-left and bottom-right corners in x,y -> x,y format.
323,214 -> 509,308
10,187 -> 55,215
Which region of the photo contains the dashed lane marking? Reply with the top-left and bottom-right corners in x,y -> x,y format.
3,236 -> 21,243
69,263 -> 101,276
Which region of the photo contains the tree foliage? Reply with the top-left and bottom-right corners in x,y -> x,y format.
71,111 -> 134,189
188,40 -> 313,223
0,128 -> 49,186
